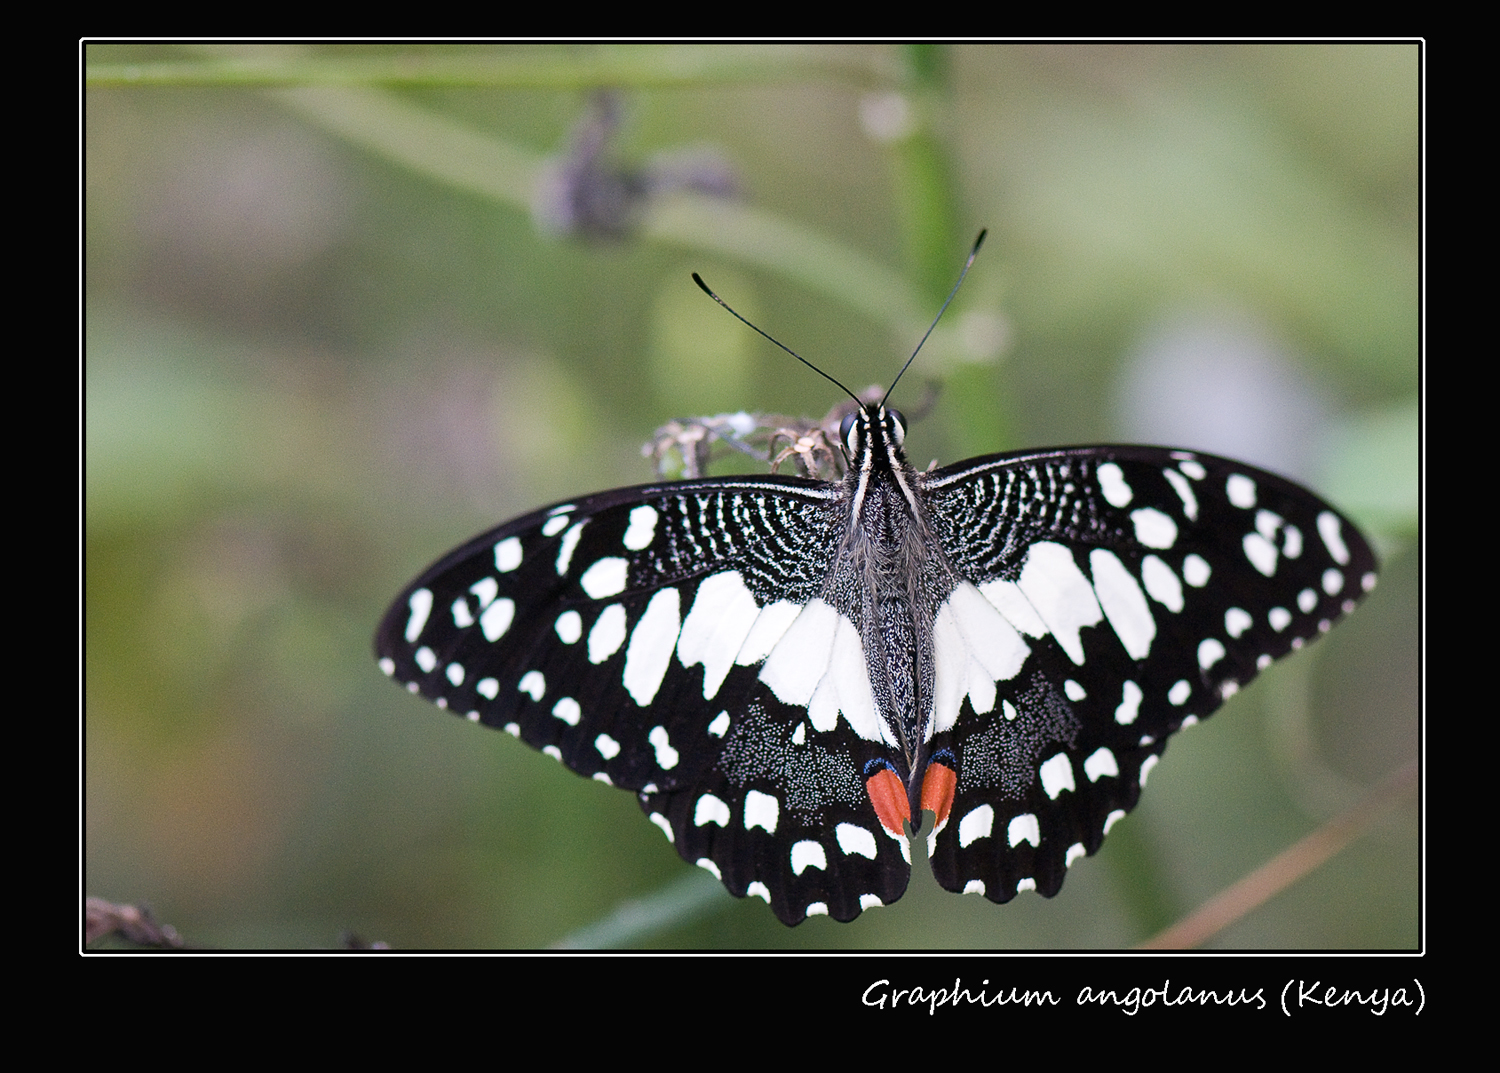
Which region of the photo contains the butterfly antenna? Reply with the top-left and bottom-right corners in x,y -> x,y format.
693,273 -> 861,406
883,229 -> 987,405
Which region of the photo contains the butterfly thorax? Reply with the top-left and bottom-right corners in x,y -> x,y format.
824,405 -> 957,815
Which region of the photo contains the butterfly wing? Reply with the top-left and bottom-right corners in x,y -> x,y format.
375,475 -> 912,925
916,446 -> 1377,903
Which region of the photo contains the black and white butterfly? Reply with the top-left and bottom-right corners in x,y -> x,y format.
375,240 -> 1376,926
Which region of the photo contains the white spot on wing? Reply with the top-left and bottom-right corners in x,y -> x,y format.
697,858 -> 721,879
469,577 -> 499,609
760,599 -> 883,743
1039,753 -> 1075,799
1017,541 -> 1103,666
759,600 -> 837,706
1091,549 -> 1155,659
518,670 -> 545,700
1226,473 -> 1257,509
1097,462 -> 1132,507
791,840 -> 827,874
595,733 -> 620,759
1007,813 -> 1040,848
812,614 -> 882,739
645,727 -> 679,775
1140,754 -> 1159,786
1104,809 -> 1126,834
1065,843 -> 1087,867
649,812 -> 672,841
555,610 -> 582,643
555,522 -> 586,576
1085,747 -> 1118,781
959,804 -> 994,848
1164,467 -> 1198,520
1225,607 -> 1252,637
624,589 -> 683,706
451,597 -> 474,628
1323,568 -> 1344,595
977,579 -> 1049,637
541,512 -> 572,537
1064,679 -> 1086,701
494,536 -> 523,572
1317,511 -> 1351,565
694,794 -> 730,827
623,505 -> 658,551
1299,588 -> 1318,613
1268,607 -> 1292,632
734,599 -> 802,664
1182,554 -> 1211,587
744,789 -> 779,833
445,662 -> 464,686
477,677 -> 499,699
588,604 -> 627,663
480,597 -> 515,641
836,823 -> 878,860
932,582 -> 1031,733
415,646 -> 436,673
1141,555 -> 1183,612
1115,680 -> 1142,725
580,557 -> 628,598
707,711 -> 730,737
678,571 -> 760,700
552,697 -> 581,726
405,588 -> 433,643
1131,508 -> 1178,549
1244,532 -> 1278,576
1168,680 -> 1191,706
746,882 -> 771,903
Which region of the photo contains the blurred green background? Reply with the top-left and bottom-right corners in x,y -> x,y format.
84,43 -> 1418,949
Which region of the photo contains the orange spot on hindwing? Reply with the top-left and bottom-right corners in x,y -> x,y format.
920,750 -> 957,831
864,761 -> 910,837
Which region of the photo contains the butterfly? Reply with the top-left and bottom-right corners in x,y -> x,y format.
374,235 -> 1376,926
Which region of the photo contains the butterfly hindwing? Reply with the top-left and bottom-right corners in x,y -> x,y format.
638,693 -> 913,923
915,446 -> 1377,902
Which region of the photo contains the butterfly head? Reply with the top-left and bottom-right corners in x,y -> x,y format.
839,404 -> 909,470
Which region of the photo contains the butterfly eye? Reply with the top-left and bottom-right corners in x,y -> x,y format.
839,412 -> 859,454
886,409 -> 907,445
